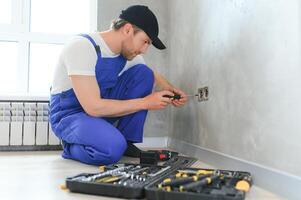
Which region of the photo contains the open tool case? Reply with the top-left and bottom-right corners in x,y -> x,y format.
66,156 -> 252,199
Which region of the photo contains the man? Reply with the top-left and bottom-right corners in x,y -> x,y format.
50,5 -> 188,165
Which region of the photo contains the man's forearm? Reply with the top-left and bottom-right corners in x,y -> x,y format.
87,98 -> 146,117
154,71 -> 174,91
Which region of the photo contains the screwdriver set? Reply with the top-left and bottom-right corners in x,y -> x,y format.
146,168 -> 252,200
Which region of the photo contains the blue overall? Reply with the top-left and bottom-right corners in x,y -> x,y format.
49,34 -> 154,165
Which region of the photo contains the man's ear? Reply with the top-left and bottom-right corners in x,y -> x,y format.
122,23 -> 134,36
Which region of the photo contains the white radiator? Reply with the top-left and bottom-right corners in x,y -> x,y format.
0,96 -> 61,151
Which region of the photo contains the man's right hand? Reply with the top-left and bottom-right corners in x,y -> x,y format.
142,90 -> 174,110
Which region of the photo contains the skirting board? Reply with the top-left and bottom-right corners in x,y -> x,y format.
167,138 -> 301,200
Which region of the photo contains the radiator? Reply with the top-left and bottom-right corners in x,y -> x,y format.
0,96 -> 62,151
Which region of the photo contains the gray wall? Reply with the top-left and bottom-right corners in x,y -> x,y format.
97,0 -> 169,137
168,0 -> 301,177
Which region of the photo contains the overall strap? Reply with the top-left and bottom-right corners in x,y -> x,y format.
78,34 -> 101,54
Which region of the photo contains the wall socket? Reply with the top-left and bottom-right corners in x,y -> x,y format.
197,86 -> 209,102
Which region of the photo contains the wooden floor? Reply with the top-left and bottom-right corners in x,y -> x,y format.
0,151 -> 285,200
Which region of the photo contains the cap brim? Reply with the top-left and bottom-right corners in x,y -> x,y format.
152,37 -> 166,50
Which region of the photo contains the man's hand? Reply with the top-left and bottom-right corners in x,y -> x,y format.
153,71 -> 188,107
142,90 -> 174,110
170,87 -> 188,107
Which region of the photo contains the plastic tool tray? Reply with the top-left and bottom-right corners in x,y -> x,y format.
146,168 -> 252,200
66,163 -> 174,199
66,158 -> 252,199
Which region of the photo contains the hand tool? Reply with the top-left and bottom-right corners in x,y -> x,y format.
94,171 -> 129,182
177,169 -> 215,176
69,173 -> 95,181
99,169 -> 153,184
117,167 -> 150,185
163,94 -> 182,100
163,94 -> 199,100
159,169 -> 220,188
131,166 -> 149,175
137,172 -> 148,182
81,165 -> 134,182
96,174 -> 126,183
158,173 -> 212,188
175,172 -> 185,178
235,174 -> 252,192
179,175 -> 220,192
148,166 -> 171,177
91,165 -> 147,185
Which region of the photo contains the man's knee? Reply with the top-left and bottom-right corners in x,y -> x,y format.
104,136 -> 127,164
128,64 -> 154,96
88,142 -> 127,165
134,64 -> 155,86
67,134 -> 127,166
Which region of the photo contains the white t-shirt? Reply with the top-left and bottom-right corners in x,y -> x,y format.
51,33 -> 146,95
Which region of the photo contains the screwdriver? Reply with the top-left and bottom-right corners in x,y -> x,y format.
179,175 -> 220,192
159,173 -> 212,188
158,169 -> 215,188
163,94 -> 199,100
177,169 -> 214,175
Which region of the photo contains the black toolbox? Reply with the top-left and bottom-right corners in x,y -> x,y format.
65,156 -> 252,199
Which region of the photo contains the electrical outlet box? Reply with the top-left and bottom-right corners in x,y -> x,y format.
197,86 -> 209,102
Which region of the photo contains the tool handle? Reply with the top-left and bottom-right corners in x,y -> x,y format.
235,174 -> 252,192
163,94 -> 181,100
162,176 -> 195,187
179,175 -> 219,192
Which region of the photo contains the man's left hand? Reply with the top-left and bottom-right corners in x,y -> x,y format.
170,87 -> 188,107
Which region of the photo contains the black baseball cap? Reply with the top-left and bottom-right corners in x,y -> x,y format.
119,5 -> 166,50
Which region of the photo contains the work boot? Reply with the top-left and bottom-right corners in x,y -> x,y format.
123,141 -> 142,158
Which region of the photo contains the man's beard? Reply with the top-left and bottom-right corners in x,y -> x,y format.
121,49 -> 136,61
120,42 -> 137,60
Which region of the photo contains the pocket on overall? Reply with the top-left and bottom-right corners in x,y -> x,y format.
59,89 -> 82,110
97,69 -> 119,91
